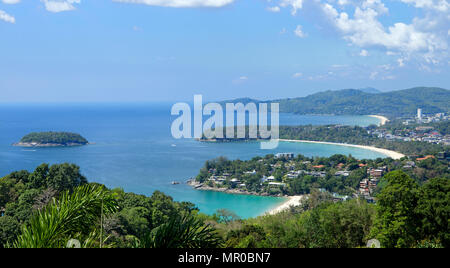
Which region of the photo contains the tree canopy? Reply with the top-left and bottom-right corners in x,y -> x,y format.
19,132 -> 88,145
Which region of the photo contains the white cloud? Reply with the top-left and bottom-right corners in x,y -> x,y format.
400,0 -> 449,12
41,0 -> 234,13
279,0 -> 303,15
382,75 -> 396,80
273,0 -> 449,67
266,6 -> 280,12
232,75 -> 249,84
292,72 -> 303,78
331,64 -> 348,68
369,71 -> 378,80
359,49 -> 369,56
379,64 -> 393,71
367,63 -> 400,80
320,0 -> 449,65
0,9 -> 15,23
2,0 -> 20,4
294,25 -> 306,37
41,0 -> 81,13
362,0 -> 388,14
112,0 -> 234,8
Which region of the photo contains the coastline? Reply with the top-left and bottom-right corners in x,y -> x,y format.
189,138 -> 405,215
188,180 -> 306,216
279,139 -> 405,159
187,180 -> 272,196
368,115 -> 389,126
266,195 -> 305,215
12,142 -> 89,147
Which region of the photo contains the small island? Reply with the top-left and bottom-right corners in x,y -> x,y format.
13,131 -> 89,147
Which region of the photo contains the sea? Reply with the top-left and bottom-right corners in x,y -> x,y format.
0,102 -> 384,218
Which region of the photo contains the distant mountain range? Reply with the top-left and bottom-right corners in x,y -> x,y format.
219,87 -> 450,117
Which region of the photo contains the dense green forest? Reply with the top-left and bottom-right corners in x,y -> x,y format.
18,132 -> 88,145
1,162 -> 448,248
220,87 -> 450,117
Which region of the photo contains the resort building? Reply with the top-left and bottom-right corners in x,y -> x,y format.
268,182 -> 286,187
335,171 -> 350,177
275,153 -> 294,159
368,168 -> 384,178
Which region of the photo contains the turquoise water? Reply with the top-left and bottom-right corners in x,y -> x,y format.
0,103 -> 383,218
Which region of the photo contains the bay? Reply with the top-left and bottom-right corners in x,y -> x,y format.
0,103 -> 383,218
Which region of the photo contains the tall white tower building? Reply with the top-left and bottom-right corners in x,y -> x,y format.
417,108 -> 422,120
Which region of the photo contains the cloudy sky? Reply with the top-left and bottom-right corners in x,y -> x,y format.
0,0 -> 449,102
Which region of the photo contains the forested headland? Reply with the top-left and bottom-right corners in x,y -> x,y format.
14,132 -> 89,147
220,87 -> 450,117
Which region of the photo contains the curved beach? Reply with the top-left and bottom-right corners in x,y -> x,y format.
279,139 -> 405,159
368,115 -> 389,126
266,195 -> 305,215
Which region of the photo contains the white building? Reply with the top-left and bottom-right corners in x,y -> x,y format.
268,182 -> 286,187
275,153 -> 294,159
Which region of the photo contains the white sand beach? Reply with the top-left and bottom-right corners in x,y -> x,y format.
279,139 -> 405,159
266,195 -> 305,215
368,115 -> 389,126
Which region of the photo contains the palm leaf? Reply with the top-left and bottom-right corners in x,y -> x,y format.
10,184 -> 119,248
140,213 -> 222,248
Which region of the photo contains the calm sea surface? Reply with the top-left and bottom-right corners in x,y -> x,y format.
0,103 -> 383,218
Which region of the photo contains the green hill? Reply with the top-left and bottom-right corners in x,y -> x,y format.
17,132 -> 88,146
221,87 -> 450,117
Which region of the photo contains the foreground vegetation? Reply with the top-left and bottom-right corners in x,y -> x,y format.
213,172 -> 448,248
1,162 -> 448,248
0,163 -> 220,248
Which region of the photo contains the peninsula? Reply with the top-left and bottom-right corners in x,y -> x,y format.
13,132 -> 89,147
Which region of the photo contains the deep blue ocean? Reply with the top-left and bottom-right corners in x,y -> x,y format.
0,103 -> 383,218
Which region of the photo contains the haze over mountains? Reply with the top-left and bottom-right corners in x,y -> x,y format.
220,87 -> 449,117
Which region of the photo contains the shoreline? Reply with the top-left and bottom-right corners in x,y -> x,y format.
198,186 -> 270,197
188,181 -> 306,216
266,195 -> 305,215
186,180 -> 272,197
12,142 -> 91,147
368,115 -> 389,126
279,139 -> 405,159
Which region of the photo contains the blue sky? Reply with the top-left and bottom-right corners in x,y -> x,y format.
0,0 -> 449,102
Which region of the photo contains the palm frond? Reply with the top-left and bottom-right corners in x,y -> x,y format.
140,213 -> 222,248
10,184 -> 119,248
